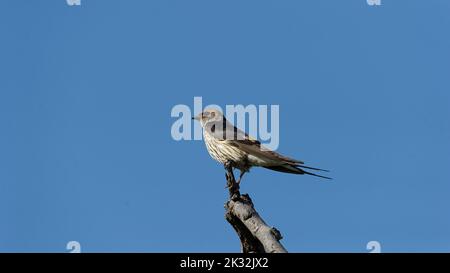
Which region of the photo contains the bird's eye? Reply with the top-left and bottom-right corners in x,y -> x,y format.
210,112 -> 215,118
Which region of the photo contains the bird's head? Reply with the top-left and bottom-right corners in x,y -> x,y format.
192,108 -> 224,127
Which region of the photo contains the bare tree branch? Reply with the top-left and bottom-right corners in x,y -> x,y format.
224,162 -> 288,253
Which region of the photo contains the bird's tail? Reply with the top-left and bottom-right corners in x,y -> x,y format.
263,164 -> 332,180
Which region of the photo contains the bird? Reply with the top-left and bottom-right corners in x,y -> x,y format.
192,108 -> 331,183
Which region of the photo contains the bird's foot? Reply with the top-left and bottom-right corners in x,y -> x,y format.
230,192 -> 240,201
227,183 -> 240,200
224,161 -> 233,171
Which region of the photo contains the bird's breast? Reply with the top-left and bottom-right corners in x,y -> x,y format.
203,132 -> 248,167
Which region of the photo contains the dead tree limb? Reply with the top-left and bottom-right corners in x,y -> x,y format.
224,162 -> 288,253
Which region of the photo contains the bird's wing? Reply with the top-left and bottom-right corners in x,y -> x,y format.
227,138 -> 304,165
206,119 -> 330,173
205,119 -> 257,143
206,119 -> 320,165
230,139 -> 330,174
208,121 -> 305,165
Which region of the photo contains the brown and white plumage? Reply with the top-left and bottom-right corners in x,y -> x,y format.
193,108 -> 331,182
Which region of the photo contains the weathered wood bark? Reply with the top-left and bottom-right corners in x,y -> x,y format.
224,162 -> 288,253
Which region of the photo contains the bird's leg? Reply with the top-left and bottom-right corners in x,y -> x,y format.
224,161 -> 236,187
224,161 -> 240,199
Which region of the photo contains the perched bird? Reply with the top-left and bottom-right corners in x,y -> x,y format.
192,108 -> 331,183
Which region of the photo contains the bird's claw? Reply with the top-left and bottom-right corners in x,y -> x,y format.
230,192 -> 240,201
224,161 -> 233,170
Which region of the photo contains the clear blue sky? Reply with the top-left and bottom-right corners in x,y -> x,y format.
1,1 -> 449,253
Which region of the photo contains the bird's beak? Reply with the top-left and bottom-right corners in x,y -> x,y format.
192,114 -> 200,121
